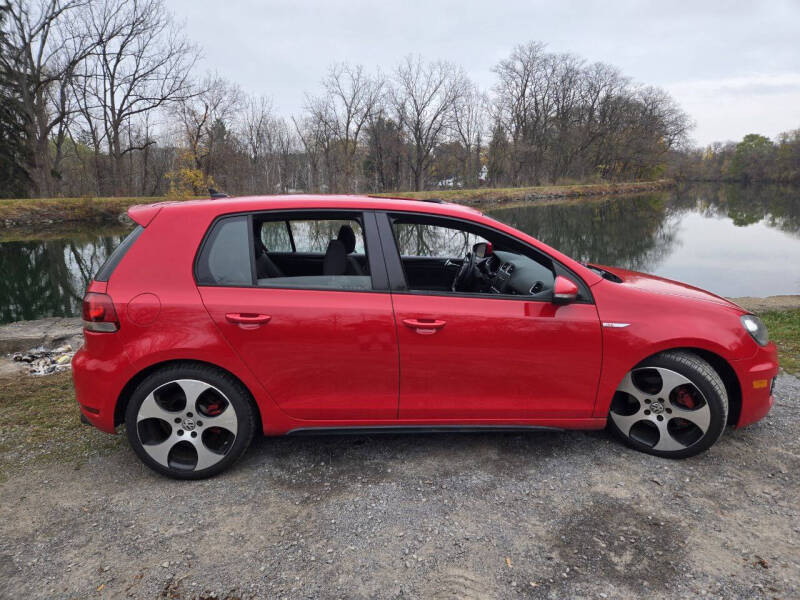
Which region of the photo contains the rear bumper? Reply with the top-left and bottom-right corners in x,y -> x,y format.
72,335 -> 133,434
731,342 -> 779,428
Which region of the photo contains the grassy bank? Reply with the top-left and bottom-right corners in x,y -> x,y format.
0,371 -> 123,481
0,180 -> 673,228
762,310 -> 800,376
0,196 -> 159,228
374,179 -> 675,205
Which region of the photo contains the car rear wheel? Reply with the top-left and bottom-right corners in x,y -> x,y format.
125,364 -> 256,479
608,351 -> 728,458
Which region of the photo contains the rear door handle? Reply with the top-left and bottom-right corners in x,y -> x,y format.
402,318 -> 446,335
225,313 -> 272,325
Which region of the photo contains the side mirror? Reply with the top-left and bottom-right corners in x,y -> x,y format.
473,241 -> 493,258
552,275 -> 579,304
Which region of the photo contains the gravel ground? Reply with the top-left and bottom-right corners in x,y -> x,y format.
1,374 -> 798,600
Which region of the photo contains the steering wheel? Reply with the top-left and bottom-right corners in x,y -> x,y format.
451,251 -> 477,292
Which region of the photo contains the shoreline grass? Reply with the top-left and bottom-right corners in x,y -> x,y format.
374,179 -> 674,204
761,309 -> 800,376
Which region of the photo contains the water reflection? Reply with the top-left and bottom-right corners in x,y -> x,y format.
488,184 -> 800,297
489,193 -> 677,271
0,226 -> 132,323
0,184 -> 798,324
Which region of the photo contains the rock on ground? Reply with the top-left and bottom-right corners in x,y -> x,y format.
0,317 -> 82,355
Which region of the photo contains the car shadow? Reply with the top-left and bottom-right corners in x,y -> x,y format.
236,427 -> 615,490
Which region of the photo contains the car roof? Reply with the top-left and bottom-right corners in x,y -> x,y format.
128,194 -> 483,226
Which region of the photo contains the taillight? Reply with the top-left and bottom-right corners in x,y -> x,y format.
82,292 -> 119,332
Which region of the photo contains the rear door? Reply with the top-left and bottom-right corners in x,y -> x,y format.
196,210 -> 399,421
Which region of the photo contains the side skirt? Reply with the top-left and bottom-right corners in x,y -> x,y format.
286,425 -> 564,436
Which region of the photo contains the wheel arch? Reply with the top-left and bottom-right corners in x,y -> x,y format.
114,359 -> 264,430
633,347 -> 742,426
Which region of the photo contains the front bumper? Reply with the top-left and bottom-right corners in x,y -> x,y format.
731,341 -> 779,428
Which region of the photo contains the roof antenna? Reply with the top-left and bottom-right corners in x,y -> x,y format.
209,187 -> 229,199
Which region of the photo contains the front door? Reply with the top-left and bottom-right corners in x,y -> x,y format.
196,211 -> 398,421
381,212 -> 602,420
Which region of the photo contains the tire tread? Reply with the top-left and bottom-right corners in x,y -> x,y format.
610,350 -> 729,458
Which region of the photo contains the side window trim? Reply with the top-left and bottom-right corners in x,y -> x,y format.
247,213 -> 257,286
375,210 -> 407,291
94,225 -> 144,282
285,220 -> 296,252
374,210 -> 594,304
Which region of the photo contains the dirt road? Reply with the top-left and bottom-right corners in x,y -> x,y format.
1,374 -> 798,600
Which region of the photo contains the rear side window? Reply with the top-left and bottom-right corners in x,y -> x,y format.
94,225 -> 144,282
196,216 -> 252,286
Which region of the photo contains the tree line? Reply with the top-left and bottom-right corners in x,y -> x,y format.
673,130 -> 800,184
1,0 -> 694,199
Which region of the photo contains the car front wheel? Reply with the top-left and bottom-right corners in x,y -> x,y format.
608,351 -> 728,458
125,364 -> 256,479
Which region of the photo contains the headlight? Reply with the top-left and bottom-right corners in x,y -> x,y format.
741,314 -> 769,346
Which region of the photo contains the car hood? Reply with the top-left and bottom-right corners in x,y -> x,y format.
591,265 -> 745,311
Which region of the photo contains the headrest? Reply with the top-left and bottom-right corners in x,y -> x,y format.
323,239 -> 347,276
337,225 -> 357,254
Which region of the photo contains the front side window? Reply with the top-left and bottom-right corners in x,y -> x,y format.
390,214 -> 556,298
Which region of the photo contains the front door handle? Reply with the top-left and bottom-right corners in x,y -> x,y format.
402,318 -> 446,335
225,313 -> 272,325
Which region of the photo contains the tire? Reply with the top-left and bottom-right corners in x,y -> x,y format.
125,363 -> 256,479
607,351 -> 728,459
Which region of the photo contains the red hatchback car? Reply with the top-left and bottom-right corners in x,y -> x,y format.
73,195 -> 778,479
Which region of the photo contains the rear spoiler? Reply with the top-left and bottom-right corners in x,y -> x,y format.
128,203 -> 164,227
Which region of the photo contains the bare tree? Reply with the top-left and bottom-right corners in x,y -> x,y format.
303,63 -> 382,192
80,0 -> 198,194
292,114 -> 326,192
492,41 -> 550,185
174,75 -> 242,179
239,95 -> 296,194
451,80 -> 487,187
392,56 -> 465,190
3,0 -> 96,196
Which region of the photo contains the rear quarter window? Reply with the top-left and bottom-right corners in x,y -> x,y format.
94,225 -> 144,282
196,216 -> 253,286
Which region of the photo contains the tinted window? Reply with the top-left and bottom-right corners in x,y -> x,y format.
95,225 -> 143,281
196,216 -> 252,286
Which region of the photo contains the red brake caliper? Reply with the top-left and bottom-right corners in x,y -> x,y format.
205,401 -> 223,416
674,386 -> 696,409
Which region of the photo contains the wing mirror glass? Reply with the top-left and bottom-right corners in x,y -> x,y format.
473,241 -> 493,258
552,275 -> 579,304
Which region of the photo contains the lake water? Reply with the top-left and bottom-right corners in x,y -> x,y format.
1,184 -> 799,324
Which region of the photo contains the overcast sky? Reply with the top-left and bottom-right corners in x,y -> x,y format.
170,0 -> 800,146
